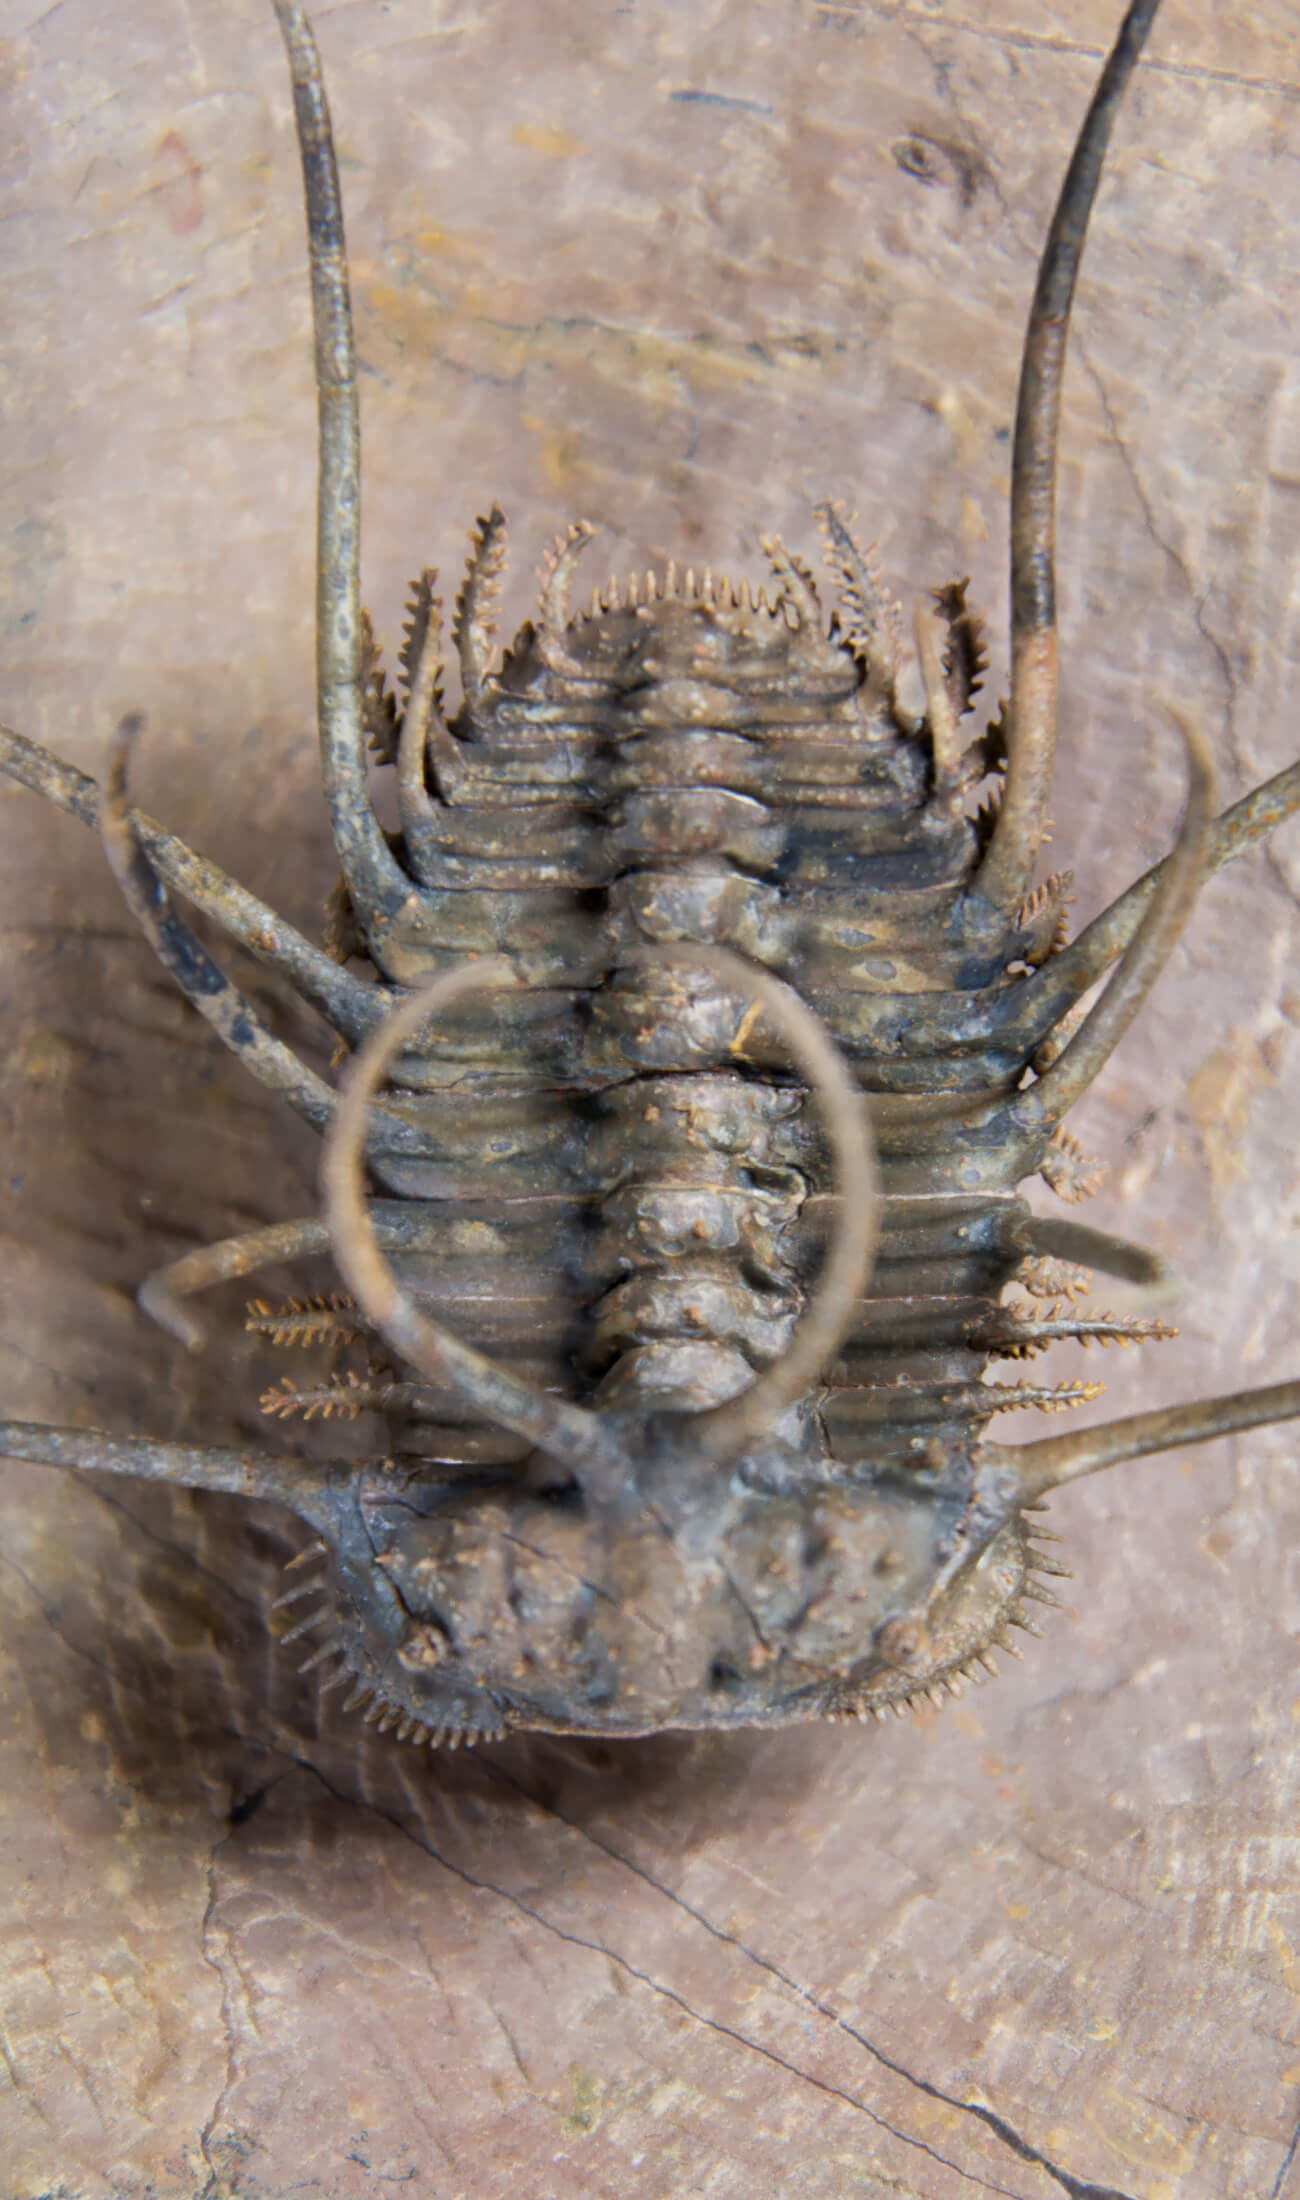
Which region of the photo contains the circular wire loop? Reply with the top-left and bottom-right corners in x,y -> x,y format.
321,947 -> 879,1484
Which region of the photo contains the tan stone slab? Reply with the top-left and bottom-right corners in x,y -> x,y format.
1,3 -> 1297,2196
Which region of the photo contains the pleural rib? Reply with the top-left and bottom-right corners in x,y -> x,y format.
321,960 -> 639,1502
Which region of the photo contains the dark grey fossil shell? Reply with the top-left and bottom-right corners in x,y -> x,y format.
0,0 -> 1296,1751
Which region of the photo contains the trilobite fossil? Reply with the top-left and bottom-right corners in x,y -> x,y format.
1,0 -> 1296,1746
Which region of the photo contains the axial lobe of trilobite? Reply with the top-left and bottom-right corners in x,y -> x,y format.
582,1073 -> 806,1421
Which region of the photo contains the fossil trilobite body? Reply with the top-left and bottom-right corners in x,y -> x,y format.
0,0 -> 1297,1746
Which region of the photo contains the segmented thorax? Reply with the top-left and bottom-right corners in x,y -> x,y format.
290,509 -> 1080,1737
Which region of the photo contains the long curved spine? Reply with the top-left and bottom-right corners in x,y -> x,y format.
1003,757 -> 1300,1046
981,1380 -> 1300,1506
0,1421 -> 353,1522
0,722 -> 383,1043
137,1202 -> 473,1350
1019,711 -> 1214,1124
978,0 -> 1164,912
271,0 -> 412,932
98,717 -> 423,1156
